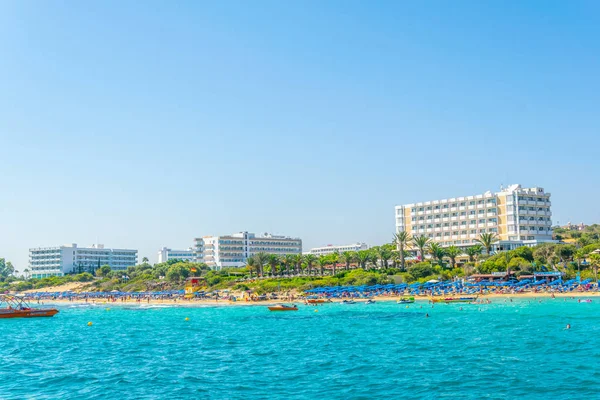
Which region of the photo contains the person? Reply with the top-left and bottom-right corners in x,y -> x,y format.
565,324 -> 571,330
425,313 -> 429,318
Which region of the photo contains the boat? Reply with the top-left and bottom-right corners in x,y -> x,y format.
268,304 -> 298,311
579,299 -> 593,303
0,295 -> 59,319
306,299 -> 327,304
431,296 -> 478,304
365,299 -> 376,304
342,300 -> 356,304
397,297 -> 415,304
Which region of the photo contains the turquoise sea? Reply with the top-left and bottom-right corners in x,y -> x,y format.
1,299 -> 599,399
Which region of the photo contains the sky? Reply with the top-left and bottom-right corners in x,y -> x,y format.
1,0 -> 599,272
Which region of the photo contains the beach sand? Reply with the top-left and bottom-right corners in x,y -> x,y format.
26,290 -> 600,308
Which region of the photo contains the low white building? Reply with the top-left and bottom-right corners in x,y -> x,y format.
29,244 -> 138,278
306,243 -> 369,256
157,247 -> 195,263
194,232 -> 302,270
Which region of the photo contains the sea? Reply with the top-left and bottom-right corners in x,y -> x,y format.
1,298 -> 599,399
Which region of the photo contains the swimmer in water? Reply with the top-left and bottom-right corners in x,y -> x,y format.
565,324 -> 571,330
426,313 -> 429,318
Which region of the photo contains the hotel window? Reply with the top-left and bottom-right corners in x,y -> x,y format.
443,214 -> 449,218
460,202 -> 466,206
478,200 -> 484,205
443,204 -> 448,209
452,231 -> 459,236
435,224 -> 441,228
470,220 -> 476,225
426,206 -> 431,210
469,211 -> 475,215
419,216 -> 424,220
434,205 -> 440,210
461,221 -> 467,225
479,219 -> 486,224
470,230 -> 477,234
436,233 -> 441,237
427,215 -> 432,220
444,223 -> 449,227
451,203 -> 457,208
418,207 -> 424,211
444,232 -> 450,236
452,222 -> 458,226
461,230 -> 467,235
460,212 -> 466,216
469,201 -> 475,205
411,217 -> 416,222
452,212 -> 457,216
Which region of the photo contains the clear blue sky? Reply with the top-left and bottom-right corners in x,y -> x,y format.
1,1 -> 599,272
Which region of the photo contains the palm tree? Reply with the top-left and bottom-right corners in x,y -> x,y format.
375,247 -> 392,269
476,233 -> 499,255
393,231 -> 412,271
317,256 -> 328,276
291,254 -> 303,275
330,251 -> 340,275
465,245 -> 483,263
142,257 -> 149,264
303,254 -> 317,276
266,254 -> 280,277
283,254 -> 295,276
246,257 -> 256,278
356,250 -> 371,270
253,252 -> 268,277
340,251 -> 353,270
23,268 -> 30,280
428,242 -> 446,266
412,235 -> 431,262
445,246 -> 461,269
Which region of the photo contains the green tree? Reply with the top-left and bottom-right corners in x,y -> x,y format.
283,254 -> 295,276
428,243 -> 446,267
245,257 -> 256,278
409,262 -> 434,279
330,251 -> 340,275
340,251 -> 354,271
291,254 -> 303,275
590,253 -> 600,283
465,245 -> 483,263
0,258 -> 15,281
96,265 -> 112,277
317,256 -> 328,276
266,254 -> 280,277
142,257 -> 149,264
393,231 -> 412,271
253,252 -> 268,277
445,246 -> 461,269
476,233 -> 499,255
303,254 -> 317,276
356,250 -> 371,270
412,235 -> 431,262
375,246 -> 392,269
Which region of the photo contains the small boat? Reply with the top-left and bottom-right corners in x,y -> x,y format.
431,296 -> 478,304
579,299 -> 593,303
342,300 -> 356,304
268,304 -> 298,311
306,299 -> 327,304
365,299 -> 376,304
397,297 -> 415,304
0,295 -> 59,319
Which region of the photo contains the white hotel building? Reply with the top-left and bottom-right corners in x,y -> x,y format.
306,243 -> 369,256
194,232 -> 302,270
29,244 -> 138,278
157,247 -> 195,263
395,184 -> 554,251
